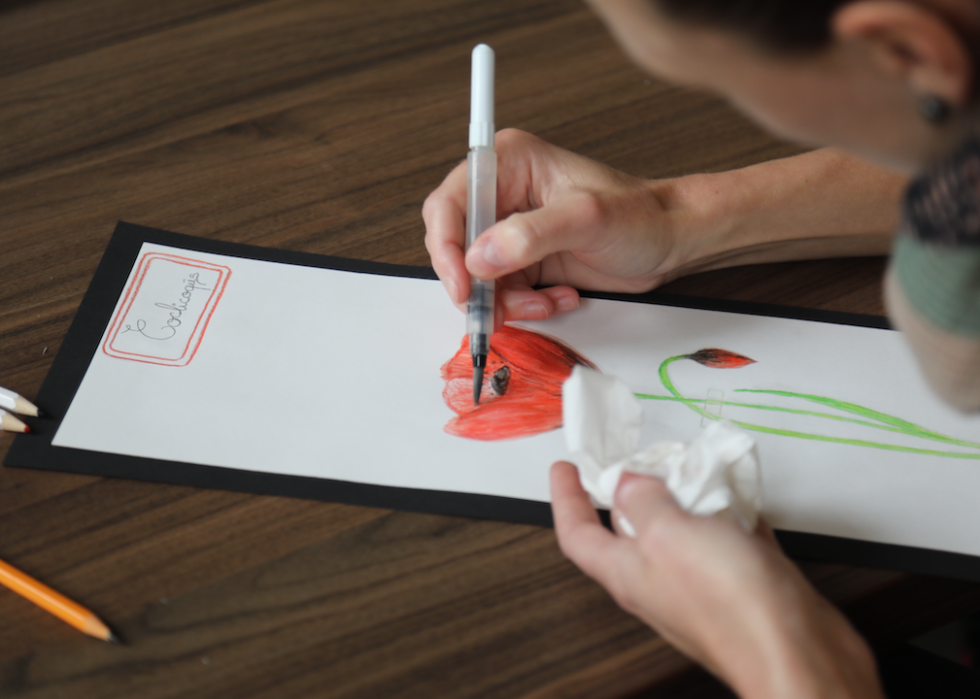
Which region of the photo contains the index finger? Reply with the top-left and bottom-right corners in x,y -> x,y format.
423,160 -> 469,307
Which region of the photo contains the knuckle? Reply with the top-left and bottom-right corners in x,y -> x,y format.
423,226 -> 437,254
422,215 -> 439,248
495,127 -> 530,150
498,215 -> 537,260
422,159 -> 467,222
421,190 -> 442,221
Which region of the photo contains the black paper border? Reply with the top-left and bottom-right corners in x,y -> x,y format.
8,221 -> 979,582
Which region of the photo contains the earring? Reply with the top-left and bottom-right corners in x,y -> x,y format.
919,94 -> 950,123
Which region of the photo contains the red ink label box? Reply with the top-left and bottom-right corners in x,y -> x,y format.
103,252 -> 231,366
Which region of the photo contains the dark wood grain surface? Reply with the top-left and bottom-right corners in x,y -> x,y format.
2,1 -> 978,697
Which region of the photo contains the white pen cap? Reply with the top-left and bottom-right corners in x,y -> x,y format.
469,44 -> 495,149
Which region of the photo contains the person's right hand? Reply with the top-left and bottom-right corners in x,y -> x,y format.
423,129 -> 687,324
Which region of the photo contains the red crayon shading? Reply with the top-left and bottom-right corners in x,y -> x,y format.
441,325 -> 597,441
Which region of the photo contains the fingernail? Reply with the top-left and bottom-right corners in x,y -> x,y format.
523,302 -> 548,320
556,296 -> 579,313
617,515 -> 638,539
473,236 -> 504,271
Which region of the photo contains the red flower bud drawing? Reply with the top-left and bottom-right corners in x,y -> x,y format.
685,348 -> 756,369
441,325 -> 597,441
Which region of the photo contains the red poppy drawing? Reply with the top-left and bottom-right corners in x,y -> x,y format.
441,325 -> 597,441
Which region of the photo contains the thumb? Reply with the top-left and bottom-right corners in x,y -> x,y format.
465,192 -> 605,279
613,474 -> 686,538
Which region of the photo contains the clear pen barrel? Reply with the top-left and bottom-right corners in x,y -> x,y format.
466,147 -> 496,346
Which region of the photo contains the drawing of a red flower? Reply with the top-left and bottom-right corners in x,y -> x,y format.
441,325 -> 597,441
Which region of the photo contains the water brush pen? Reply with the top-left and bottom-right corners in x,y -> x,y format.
466,43 -> 496,404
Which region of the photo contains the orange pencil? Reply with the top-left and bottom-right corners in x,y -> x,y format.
0,557 -> 120,643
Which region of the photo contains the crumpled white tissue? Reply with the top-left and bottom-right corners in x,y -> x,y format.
562,365 -> 763,531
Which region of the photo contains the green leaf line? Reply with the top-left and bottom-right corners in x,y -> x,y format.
733,389 -> 980,449
721,423 -> 980,459
634,393 -> 947,441
650,354 -> 980,459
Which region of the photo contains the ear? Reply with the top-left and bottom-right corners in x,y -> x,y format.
833,0 -> 974,106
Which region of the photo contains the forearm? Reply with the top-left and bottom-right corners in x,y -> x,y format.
656,148 -> 910,280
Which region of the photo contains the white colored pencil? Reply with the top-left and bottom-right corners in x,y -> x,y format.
0,386 -> 41,417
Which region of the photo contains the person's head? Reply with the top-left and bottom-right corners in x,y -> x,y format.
585,0 -> 980,171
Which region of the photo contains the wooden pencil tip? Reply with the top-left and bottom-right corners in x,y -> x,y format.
23,425 -> 31,433
36,408 -> 45,418
107,631 -> 123,645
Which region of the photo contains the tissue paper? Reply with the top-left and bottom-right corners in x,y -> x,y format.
562,366 -> 762,531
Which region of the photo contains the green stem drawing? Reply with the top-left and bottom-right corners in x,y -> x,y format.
634,352 -> 980,460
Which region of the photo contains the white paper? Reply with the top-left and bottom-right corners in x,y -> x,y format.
54,242 -> 980,558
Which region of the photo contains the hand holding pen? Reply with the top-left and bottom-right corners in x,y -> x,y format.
423,133 -> 674,329
431,45 -> 662,403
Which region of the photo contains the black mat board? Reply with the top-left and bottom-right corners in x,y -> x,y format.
7,221 -> 977,583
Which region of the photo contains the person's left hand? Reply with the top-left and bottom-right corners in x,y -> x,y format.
549,461 -> 884,699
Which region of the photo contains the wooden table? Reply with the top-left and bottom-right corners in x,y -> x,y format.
2,1 -> 979,697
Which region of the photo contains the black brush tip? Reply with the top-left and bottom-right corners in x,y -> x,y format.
473,366 -> 484,405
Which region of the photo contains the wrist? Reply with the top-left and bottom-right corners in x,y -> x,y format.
644,171 -> 737,283
719,583 -> 884,699
647,149 -> 907,283
647,165 -> 807,281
